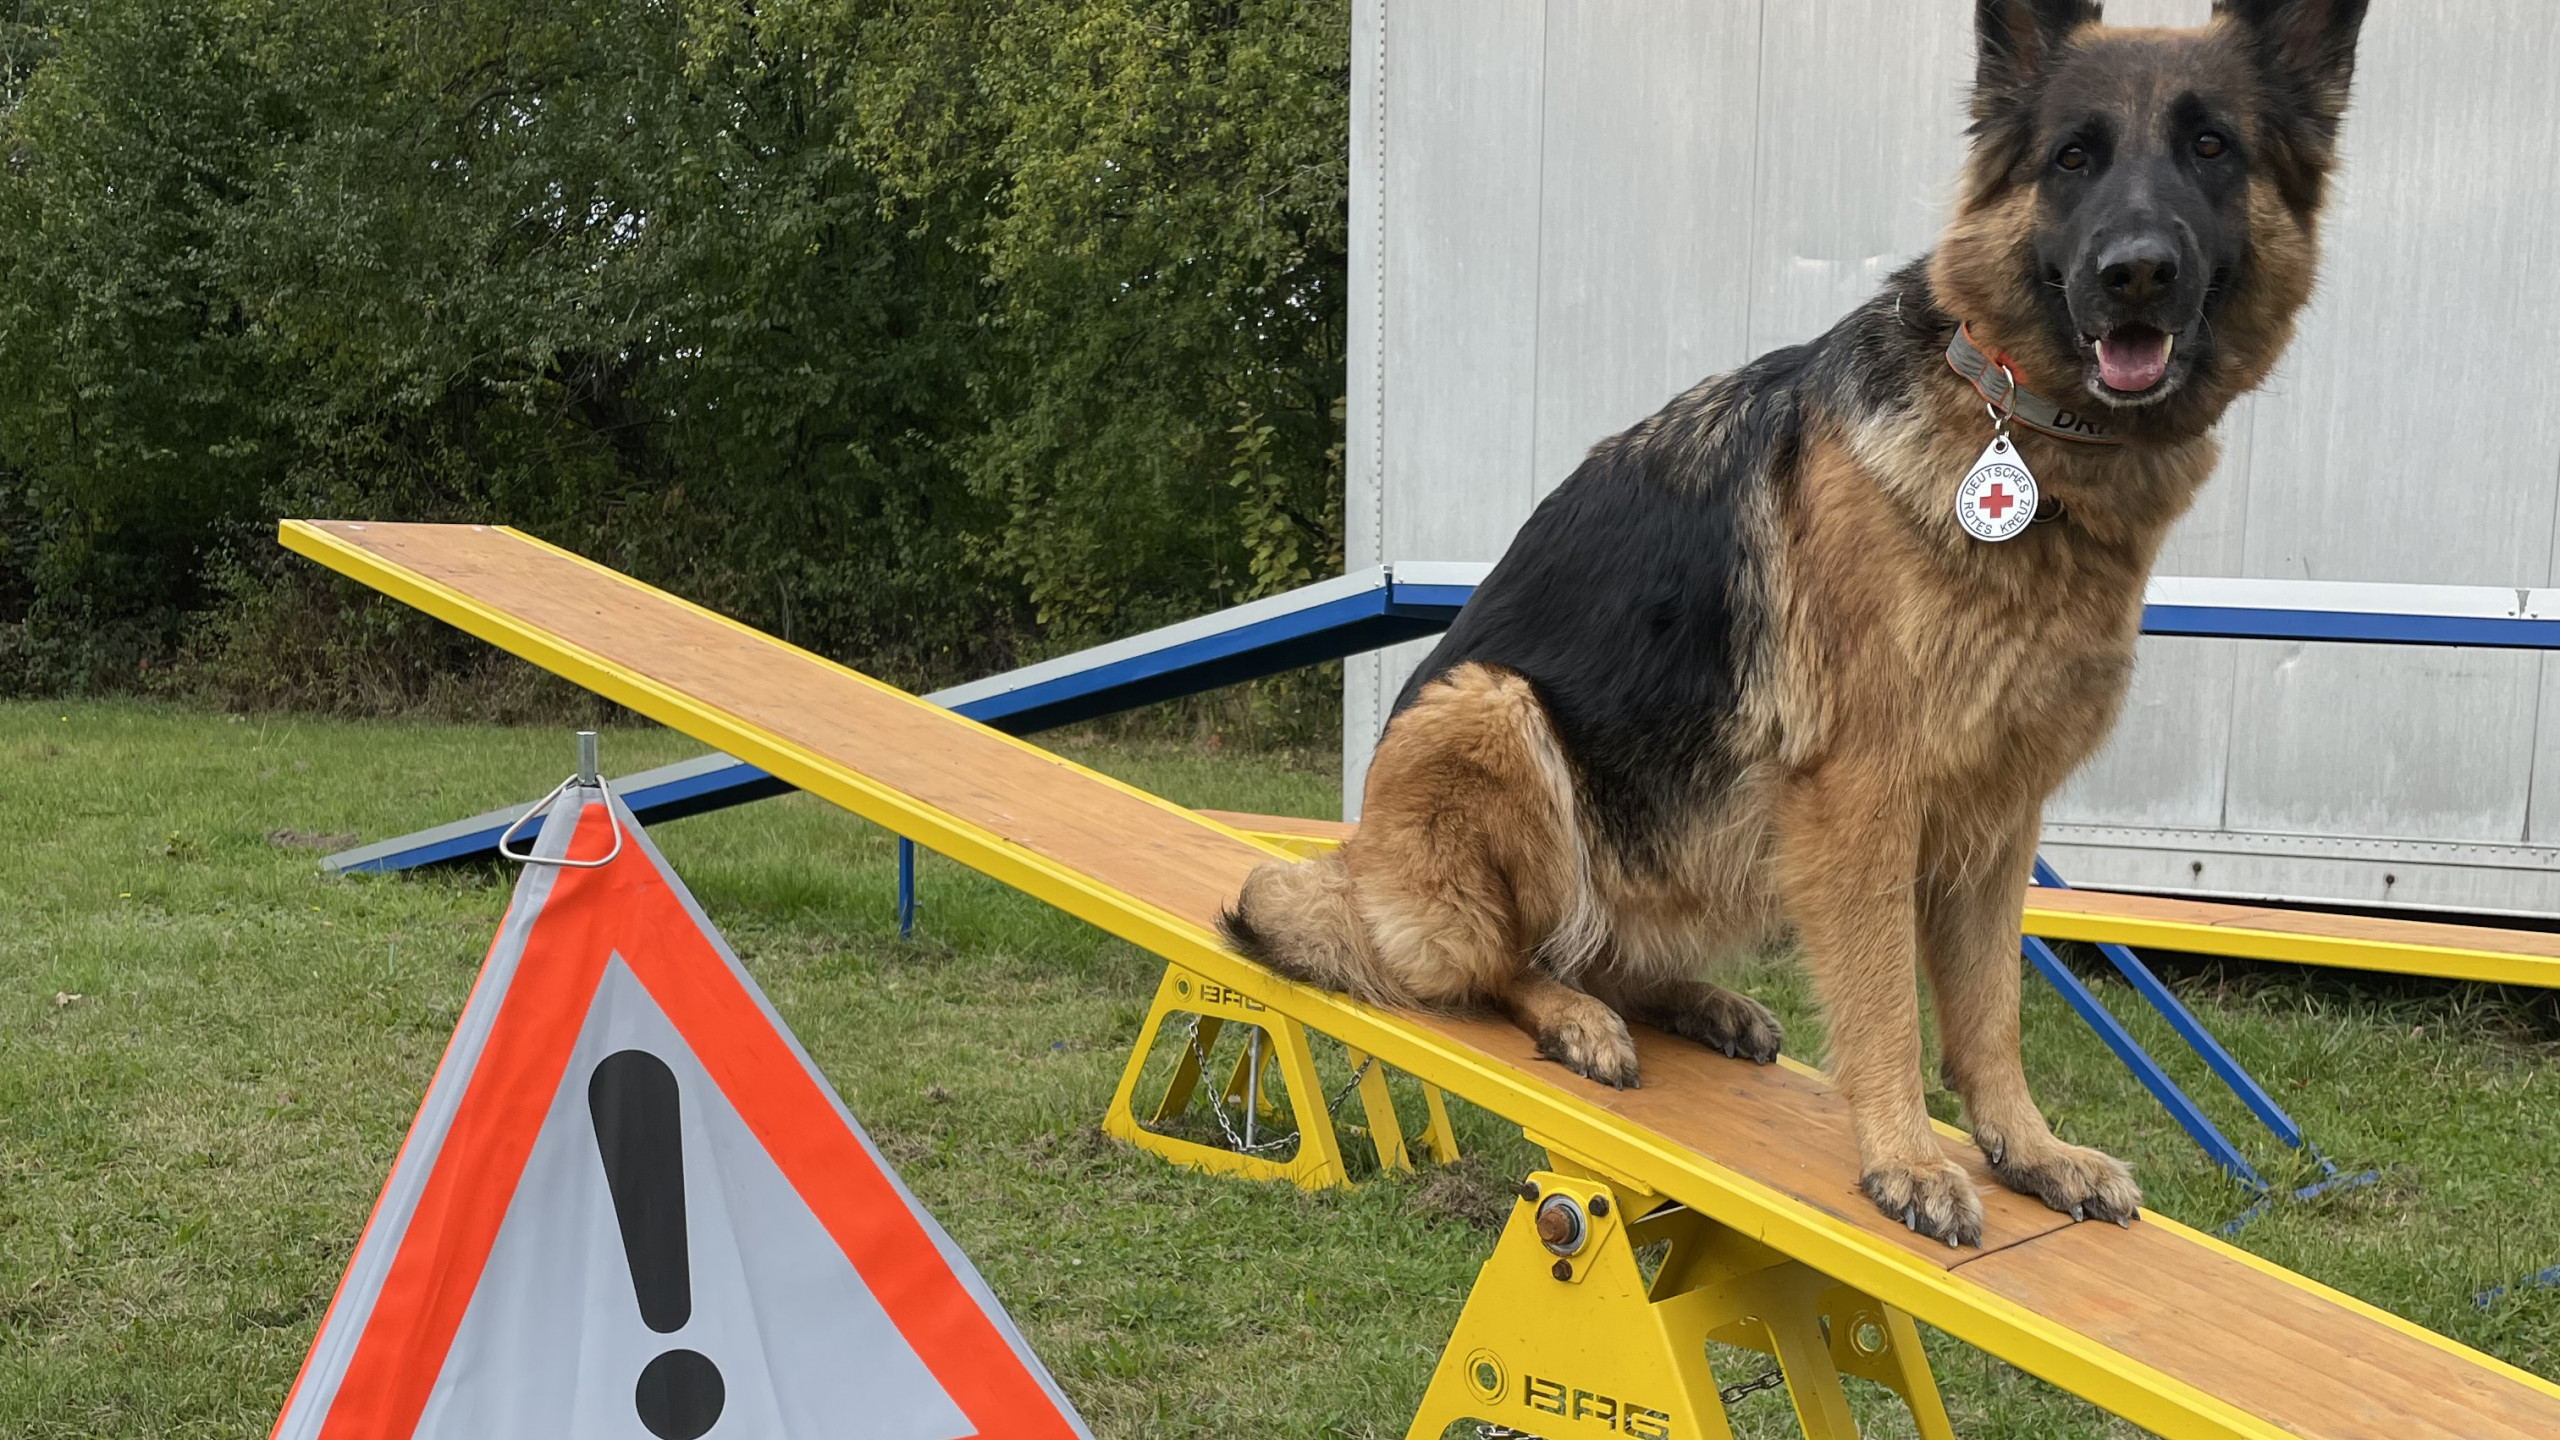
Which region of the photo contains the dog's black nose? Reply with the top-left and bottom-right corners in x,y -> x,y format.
2096,238 -> 2179,305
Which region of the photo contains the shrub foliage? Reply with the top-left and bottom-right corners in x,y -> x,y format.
0,0 -> 1348,711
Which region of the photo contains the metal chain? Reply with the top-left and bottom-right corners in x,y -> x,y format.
1175,1024 -> 1377,1157
1324,1054 -> 1376,1118
1719,1368 -> 1788,1405
1182,1020 -> 1296,1155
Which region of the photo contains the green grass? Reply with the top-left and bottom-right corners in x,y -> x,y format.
0,700 -> 2552,1438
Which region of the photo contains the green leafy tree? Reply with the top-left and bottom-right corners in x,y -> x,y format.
839,0 -> 1348,630
0,0 -> 1348,713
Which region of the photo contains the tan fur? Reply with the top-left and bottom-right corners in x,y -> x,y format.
1226,9 -> 2348,1246
1755,414 -> 2181,1236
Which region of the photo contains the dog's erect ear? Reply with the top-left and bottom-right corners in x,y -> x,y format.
2215,0 -> 2370,213
1964,0 -> 2102,201
2214,0 -> 2370,125
1973,0 -> 2104,98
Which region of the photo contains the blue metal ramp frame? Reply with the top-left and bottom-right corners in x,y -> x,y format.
2021,857 -> 2379,1225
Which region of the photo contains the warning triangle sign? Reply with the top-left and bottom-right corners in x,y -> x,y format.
273,784 -> 1093,1440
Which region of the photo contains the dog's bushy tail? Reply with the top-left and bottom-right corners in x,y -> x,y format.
1217,852 -> 1405,1008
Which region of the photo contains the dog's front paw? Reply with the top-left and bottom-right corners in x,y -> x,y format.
1984,1133 -> 2142,1225
1657,986 -> 1784,1065
1534,1003 -> 1642,1089
1861,1156 -> 1984,1248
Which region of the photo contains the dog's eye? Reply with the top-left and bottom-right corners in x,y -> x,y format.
2194,131 -> 2227,159
2055,144 -> 2089,172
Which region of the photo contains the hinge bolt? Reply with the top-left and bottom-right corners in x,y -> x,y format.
1536,1195 -> 1589,1255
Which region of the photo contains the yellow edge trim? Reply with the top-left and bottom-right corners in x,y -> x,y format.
285,520 -> 2524,1440
1227,828 -> 1337,860
2022,904 -> 2560,990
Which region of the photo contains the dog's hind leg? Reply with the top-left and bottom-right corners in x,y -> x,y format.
1353,663 -> 1639,1085
1921,809 -> 2141,1225
1775,764 -> 1982,1246
1503,969 -> 1643,1088
1358,868 -> 1640,1088
1588,970 -> 1783,1065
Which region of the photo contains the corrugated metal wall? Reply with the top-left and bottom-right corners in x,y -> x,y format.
1344,0 -> 2560,913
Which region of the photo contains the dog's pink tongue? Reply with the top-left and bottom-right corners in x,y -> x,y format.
2097,330 -> 2170,392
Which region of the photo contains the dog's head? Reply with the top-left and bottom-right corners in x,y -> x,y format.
1930,0 -> 2368,436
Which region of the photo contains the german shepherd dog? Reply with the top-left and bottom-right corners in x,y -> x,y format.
1222,0 -> 2369,1246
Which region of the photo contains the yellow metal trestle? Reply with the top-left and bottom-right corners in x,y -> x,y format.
1407,1158 -> 1954,1440
1104,962 -> 1458,1189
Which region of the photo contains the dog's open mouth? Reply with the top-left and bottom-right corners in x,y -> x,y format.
2091,326 -> 2175,396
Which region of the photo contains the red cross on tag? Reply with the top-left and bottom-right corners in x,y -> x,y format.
1955,435 -> 2038,543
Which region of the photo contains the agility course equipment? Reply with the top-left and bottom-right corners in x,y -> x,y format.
1201,811 -> 2560,991
316,562 -> 1478,875
273,753 -> 1090,1440
1201,807 -> 2559,1225
326,567 -> 2560,875
1205,813 -> 2560,995
2021,885 -> 2560,990
1102,953 -> 1462,1191
325,560 -> 2560,1201
284,520 -> 2560,1440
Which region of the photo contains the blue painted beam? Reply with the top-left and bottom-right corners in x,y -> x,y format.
2137,606 -> 2560,648
2214,1162 -> 2382,1237
2137,576 -> 2560,648
324,752 -> 796,874
2020,935 -> 2265,1190
2030,856 -> 2306,1151
944,592 -> 1447,735
2476,1264 -> 2560,1309
897,838 -> 919,940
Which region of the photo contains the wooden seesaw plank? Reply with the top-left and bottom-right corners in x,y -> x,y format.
1198,811 -> 2560,991
282,521 -> 2560,1440
2019,886 -> 2560,989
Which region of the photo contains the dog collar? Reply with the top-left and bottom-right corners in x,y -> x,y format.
1945,324 -> 2123,447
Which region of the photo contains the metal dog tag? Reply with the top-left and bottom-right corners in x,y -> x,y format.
1955,434 -> 2038,543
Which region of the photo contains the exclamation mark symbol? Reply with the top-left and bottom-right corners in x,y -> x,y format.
590,1050 -> 726,1440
